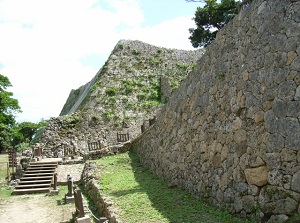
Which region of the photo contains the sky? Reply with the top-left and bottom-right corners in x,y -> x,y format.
0,0 -> 203,123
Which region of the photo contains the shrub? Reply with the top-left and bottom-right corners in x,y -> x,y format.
105,87 -> 118,97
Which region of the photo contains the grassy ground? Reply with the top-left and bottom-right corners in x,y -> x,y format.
0,154 -> 12,201
97,150 -> 257,223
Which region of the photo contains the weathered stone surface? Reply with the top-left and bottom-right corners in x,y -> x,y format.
291,171 -> 300,193
267,214 -> 289,223
259,186 -> 299,215
244,166 -> 268,186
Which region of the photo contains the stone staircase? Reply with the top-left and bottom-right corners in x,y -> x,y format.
12,162 -> 58,195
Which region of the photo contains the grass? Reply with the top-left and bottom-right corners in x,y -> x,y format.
97,151 -> 257,223
0,154 -> 12,201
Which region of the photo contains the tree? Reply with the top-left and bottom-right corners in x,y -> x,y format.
11,121 -> 47,148
189,0 -> 239,48
0,74 -> 21,152
0,74 -> 21,126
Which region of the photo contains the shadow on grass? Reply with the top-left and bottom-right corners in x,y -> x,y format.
115,150 -> 255,223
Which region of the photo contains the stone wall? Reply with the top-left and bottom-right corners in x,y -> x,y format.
41,40 -> 203,157
133,0 -> 300,222
81,161 -> 122,223
40,113 -> 107,157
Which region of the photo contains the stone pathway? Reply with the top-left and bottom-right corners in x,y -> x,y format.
57,163 -> 85,184
34,157 -> 85,185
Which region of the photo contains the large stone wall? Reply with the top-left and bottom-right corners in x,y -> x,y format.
133,0 -> 300,222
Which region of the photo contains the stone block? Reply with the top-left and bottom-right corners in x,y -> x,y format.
50,189 -> 59,195
244,166 -> 268,186
65,195 -> 75,204
75,216 -> 91,223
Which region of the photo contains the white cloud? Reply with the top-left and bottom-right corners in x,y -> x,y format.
0,0 -> 196,123
120,16 -> 195,50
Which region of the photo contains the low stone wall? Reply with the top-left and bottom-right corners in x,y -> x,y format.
81,162 -> 122,223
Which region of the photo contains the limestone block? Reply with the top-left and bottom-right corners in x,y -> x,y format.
254,111 -> 264,123
232,117 -> 242,131
267,214 -> 289,223
242,195 -> 255,213
294,72 -> 300,85
267,133 -> 285,152
220,146 -> 229,162
244,166 -> 268,186
233,129 -> 247,143
286,51 -> 297,65
249,156 -> 265,168
259,185 -> 300,214
233,166 -> 245,182
278,80 -> 297,101
268,169 -> 283,186
280,148 -> 297,162
291,170 -> 300,193
295,85 -> 300,100
242,71 -> 249,81
286,101 -> 300,117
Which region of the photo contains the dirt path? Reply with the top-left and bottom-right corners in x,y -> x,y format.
0,193 -> 74,223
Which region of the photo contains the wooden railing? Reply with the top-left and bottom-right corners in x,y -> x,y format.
87,140 -> 101,151
8,150 -> 17,167
117,132 -> 129,142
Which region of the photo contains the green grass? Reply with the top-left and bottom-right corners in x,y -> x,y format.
97,151 -> 257,223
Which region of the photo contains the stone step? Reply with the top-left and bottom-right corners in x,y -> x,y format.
19,179 -> 52,185
27,166 -> 56,170
15,183 -> 51,189
23,172 -> 54,177
25,169 -> 56,174
12,188 -> 50,195
12,161 -> 57,195
28,162 -> 58,167
20,176 -> 53,181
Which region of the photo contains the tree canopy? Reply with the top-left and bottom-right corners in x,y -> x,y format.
0,74 -> 20,151
0,74 -> 21,126
0,74 -> 48,152
189,0 -> 239,48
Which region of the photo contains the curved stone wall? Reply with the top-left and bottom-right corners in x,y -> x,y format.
133,0 -> 300,221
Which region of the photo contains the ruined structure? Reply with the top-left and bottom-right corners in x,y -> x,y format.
39,41 -> 203,157
133,0 -> 300,222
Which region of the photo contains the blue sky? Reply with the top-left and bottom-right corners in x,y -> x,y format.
0,0 -> 204,123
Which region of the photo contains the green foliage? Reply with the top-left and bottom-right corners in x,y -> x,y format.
11,120 -> 47,148
176,63 -> 189,70
105,87 -> 118,97
142,100 -> 160,109
0,74 -> 21,127
137,93 -> 147,101
131,49 -> 141,55
103,111 -> 112,121
0,74 -> 21,152
215,72 -> 225,80
189,0 -> 238,48
117,44 -> 124,50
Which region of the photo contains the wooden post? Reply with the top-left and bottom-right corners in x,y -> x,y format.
67,177 -> 73,197
53,173 -> 58,190
74,188 -> 85,218
7,162 -> 10,181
